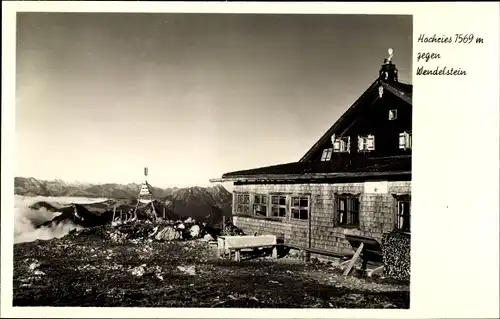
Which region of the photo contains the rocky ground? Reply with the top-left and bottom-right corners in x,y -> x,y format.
13,222 -> 410,308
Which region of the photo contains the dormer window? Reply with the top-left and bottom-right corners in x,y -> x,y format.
321,148 -> 333,161
358,135 -> 375,152
399,131 -> 412,150
389,109 -> 398,120
331,135 -> 350,153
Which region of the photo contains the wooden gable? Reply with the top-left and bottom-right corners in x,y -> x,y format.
212,54 -> 413,183
299,78 -> 412,163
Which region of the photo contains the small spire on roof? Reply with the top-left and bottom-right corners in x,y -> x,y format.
379,48 -> 398,83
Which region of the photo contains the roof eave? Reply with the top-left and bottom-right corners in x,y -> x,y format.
217,170 -> 412,183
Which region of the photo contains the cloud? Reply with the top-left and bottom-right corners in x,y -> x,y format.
13,195 -> 107,244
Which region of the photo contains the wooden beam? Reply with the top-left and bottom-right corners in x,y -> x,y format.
367,265 -> 385,277
340,259 -> 352,266
209,178 -> 224,183
272,246 -> 278,259
284,244 -> 354,259
216,238 -> 224,258
221,171 -> 411,182
343,242 -> 364,276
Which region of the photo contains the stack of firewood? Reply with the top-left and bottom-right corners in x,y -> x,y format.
381,231 -> 411,281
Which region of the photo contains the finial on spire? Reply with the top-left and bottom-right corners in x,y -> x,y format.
387,48 -> 394,62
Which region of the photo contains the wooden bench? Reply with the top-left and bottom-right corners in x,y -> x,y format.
217,235 -> 278,260
229,243 -> 283,262
284,244 -> 354,260
342,235 -> 385,276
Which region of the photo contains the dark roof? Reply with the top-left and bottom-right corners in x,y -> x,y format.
218,156 -> 411,182
380,80 -> 412,104
211,77 -> 413,183
299,78 -> 412,162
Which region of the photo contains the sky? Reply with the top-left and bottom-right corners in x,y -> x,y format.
15,13 -> 412,188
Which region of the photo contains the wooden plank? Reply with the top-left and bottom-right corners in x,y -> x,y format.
367,265 -> 384,277
340,259 -> 352,266
220,171 -> 412,182
285,244 -> 353,259
343,242 -> 364,276
344,234 -> 380,247
227,243 -> 282,250
216,238 -> 224,258
272,246 -> 278,259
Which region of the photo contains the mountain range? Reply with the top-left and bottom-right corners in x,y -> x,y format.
15,177 -> 233,223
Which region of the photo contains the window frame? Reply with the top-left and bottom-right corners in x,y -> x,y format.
234,192 -> 251,214
321,148 -> 333,161
290,195 -> 310,221
332,136 -> 351,153
399,131 -> 412,150
389,109 -> 398,120
252,194 -> 268,217
334,194 -> 361,228
358,134 -> 375,152
270,194 -> 288,218
395,197 -> 411,233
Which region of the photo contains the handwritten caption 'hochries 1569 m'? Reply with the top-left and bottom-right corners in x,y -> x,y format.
416,34 -> 484,76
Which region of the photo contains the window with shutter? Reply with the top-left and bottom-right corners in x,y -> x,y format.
399,131 -> 412,150
358,135 -> 375,152
399,133 -> 406,149
332,136 -> 350,153
358,136 -> 364,151
330,134 -> 336,145
367,135 -> 375,150
333,140 -> 341,152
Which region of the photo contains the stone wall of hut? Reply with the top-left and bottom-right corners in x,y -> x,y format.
232,181 -> 411,255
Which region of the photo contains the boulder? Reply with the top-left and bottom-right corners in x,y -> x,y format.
177,265 -> 196,276
155,226 -> 181,241
189,225 -> 201,238
200,233 -> 214,242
